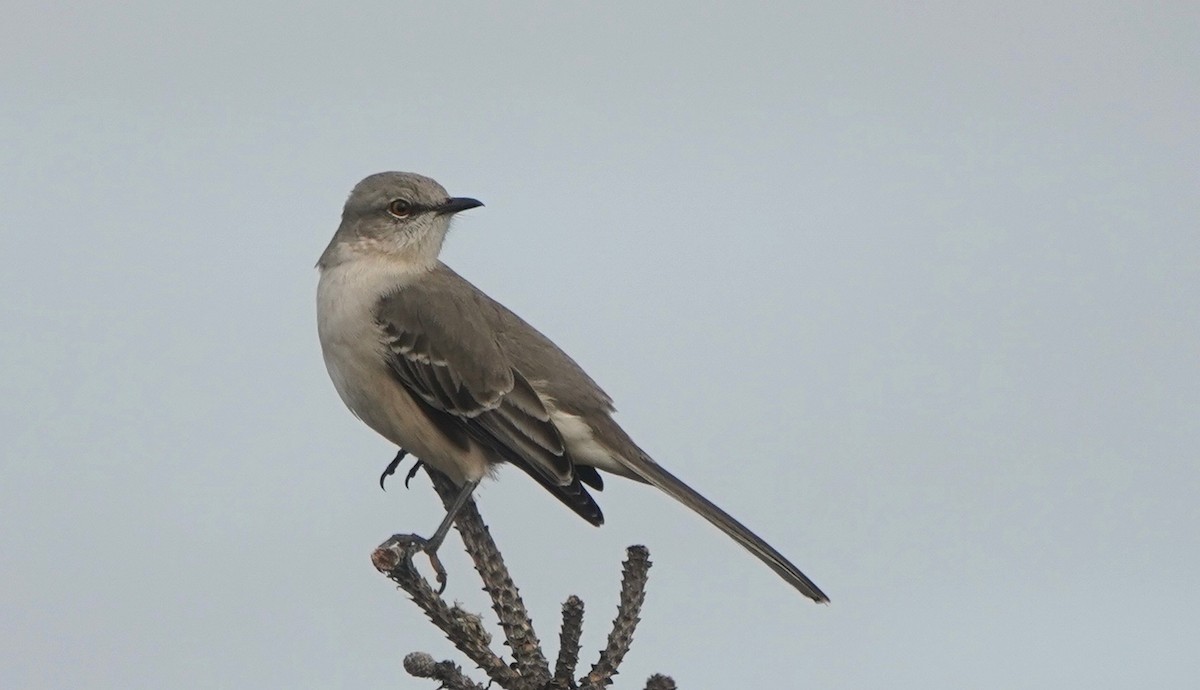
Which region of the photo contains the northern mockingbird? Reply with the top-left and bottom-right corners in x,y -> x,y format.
317,172 -> 828,603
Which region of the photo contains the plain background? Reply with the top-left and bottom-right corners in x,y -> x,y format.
2,2 -> 1197,687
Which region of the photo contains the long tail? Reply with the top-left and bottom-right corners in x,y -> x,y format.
622,454 -> 829,603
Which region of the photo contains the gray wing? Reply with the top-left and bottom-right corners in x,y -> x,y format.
374,270 -> 573,488
472,277 -> 651,476
418,265 -> 648,481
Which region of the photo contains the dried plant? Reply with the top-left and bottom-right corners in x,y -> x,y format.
371,469 -> 674,690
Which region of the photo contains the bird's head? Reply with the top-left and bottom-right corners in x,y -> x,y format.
319,171 -> 483,270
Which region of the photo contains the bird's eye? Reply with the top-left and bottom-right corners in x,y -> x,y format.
387,199 -> 413,218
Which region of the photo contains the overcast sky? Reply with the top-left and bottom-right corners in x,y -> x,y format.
2,2 -> 1197,688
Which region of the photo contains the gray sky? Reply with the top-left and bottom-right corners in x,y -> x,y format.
2,1 -> 1197,687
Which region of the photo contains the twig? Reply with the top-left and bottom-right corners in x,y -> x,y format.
403,652 -> 486,690
374,468 -> 673,689
582,546 -> 652,689
553,595 -> 586,688
426,470 -> 552,686
372,535 -> 519,687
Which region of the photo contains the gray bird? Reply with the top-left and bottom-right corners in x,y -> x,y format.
317,172 -> 828,603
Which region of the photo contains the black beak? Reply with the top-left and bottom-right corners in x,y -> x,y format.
436,197 -> 484,215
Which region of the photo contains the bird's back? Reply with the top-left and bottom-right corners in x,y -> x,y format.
426,263 -> 611,413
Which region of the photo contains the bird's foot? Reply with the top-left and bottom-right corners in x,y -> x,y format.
379,449 -> 424,490
379,533 -> 448,594
404,460 -> 424,488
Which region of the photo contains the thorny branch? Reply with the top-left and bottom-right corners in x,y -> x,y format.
371,468 -> 673,689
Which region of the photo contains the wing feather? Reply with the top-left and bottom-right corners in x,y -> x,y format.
375,278 -> 576,487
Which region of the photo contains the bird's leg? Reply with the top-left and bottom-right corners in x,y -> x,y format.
389,477 -> 480,593
378,448 -> 410,490
424,477 -> 479,552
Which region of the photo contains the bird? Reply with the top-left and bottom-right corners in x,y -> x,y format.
316,171 -> 828,603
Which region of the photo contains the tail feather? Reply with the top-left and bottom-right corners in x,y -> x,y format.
622,455 -> 829,603
512,459 -> 605,526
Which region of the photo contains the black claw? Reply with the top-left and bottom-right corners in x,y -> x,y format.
427,550 -> 448,594
404,460 -> 425,489
379,449 -> 409,491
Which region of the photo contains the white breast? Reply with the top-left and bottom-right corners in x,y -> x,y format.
317,256 -> 410,414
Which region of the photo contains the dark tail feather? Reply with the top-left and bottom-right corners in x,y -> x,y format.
576,464 -> 605,490
623,455 -> 829,603
512,460 -> 605,526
